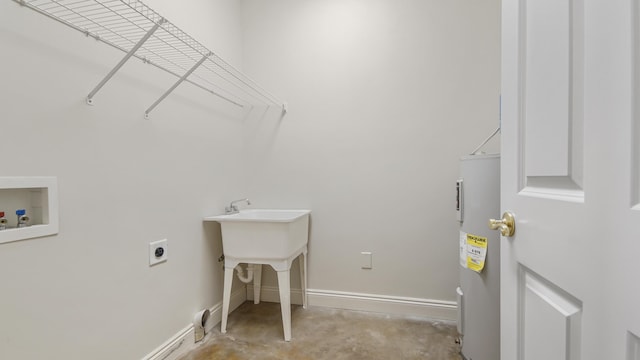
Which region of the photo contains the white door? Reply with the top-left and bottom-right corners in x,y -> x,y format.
501,0 -> 640,359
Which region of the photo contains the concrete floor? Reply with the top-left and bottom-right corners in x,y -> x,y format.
180,301 -> 462,360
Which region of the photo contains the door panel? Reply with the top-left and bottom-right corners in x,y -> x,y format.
629,332 -> 640,360
522,0 -> 584,192
521,267 -> 582,360
524,0 -> 571,178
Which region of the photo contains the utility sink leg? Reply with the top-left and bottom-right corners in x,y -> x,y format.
221,266 -> 234,334
277,270 -> 292,341
300,251 -> 308,309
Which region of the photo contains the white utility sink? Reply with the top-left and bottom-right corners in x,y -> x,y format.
203,208 -> 311,341
204,209 -> 310,259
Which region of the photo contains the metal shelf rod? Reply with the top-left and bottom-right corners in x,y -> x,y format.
206,54 -> 283,106
181,77 -> 246,108
86,19 -> 164,104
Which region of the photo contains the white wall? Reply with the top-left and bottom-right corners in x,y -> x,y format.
0,1 -> 245,359
240,0 -> 500,302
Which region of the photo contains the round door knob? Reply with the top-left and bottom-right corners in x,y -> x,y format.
489,212 -> 515,237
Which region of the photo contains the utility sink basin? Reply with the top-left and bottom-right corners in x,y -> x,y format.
204,209 -> 311,260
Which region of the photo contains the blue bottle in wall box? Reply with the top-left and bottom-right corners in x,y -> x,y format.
16,209 -> 29,228
0,212 -> 6,230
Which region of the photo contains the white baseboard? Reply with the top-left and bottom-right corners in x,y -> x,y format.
141,286 -> 247,360
307,289 -> 457,321
248,285 -> 456,321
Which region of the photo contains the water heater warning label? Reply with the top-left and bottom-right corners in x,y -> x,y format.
459,231 -> 488,273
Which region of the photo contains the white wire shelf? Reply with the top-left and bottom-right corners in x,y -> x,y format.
15,0 -> 286,117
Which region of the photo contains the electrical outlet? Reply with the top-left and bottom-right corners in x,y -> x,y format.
149,239 -> 168,266
361,251 -> 372,269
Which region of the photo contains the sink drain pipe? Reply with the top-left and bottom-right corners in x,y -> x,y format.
235,264 -> 254,283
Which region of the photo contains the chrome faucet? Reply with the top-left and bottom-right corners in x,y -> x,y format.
225,198 -> 251,214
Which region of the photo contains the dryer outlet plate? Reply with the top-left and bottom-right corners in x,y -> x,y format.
150,239 -> 168,266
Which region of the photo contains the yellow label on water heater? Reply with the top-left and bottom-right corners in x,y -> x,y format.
466,233 -> 487,273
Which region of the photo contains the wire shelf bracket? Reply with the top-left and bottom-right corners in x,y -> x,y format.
86,19 -> 164,105
15,0 -> 287,117
144,52 -> 210,119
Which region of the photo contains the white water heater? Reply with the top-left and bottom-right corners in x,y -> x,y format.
456,154 -> 500,360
